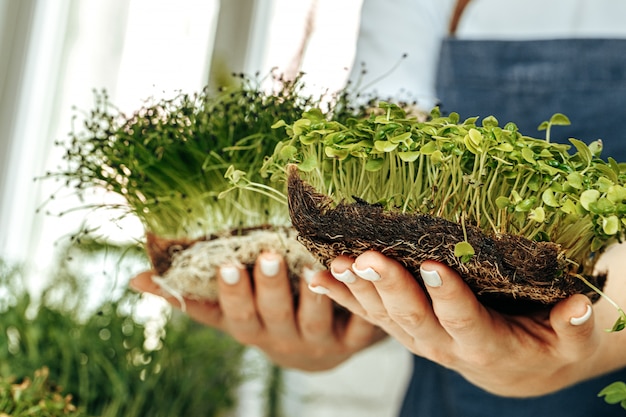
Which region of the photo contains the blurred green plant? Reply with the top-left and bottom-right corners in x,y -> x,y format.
0,245 -> 246,417
41,72 -> 323,240
0,367 -> 80,417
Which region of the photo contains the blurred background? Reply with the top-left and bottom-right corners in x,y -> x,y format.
0,1 -> 411,416
0,0 -> 363,278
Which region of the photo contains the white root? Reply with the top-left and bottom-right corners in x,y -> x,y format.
155,228 -> 322,301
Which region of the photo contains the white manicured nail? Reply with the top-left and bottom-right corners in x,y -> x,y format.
420,267 -> 442,287
220,265 -> 240,285
260,256 -> 280,277
331,267 -> 357,284
302,267 -> 316,284
570,304 -> 593,326
352,263 -> 381,281
308,283 -> 330,295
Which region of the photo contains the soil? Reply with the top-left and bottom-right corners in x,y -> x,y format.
287,167 -> 606,315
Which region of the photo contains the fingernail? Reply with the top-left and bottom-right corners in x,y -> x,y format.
308,283 -> 330,295
420,267 -> 442,287
260,255 -> 280,277
570,304 -> 593,326
351,263 -> 381,281
302,267 -> 316,284
220,265 -> 240,285
331,267 -> 357,284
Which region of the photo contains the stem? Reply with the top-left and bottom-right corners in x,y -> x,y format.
576,273 -> 626,332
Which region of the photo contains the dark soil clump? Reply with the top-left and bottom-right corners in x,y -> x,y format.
287,169 -> 606,314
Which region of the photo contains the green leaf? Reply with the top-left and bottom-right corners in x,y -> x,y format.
528,207 -> 545,222
521,148 -> 536,164
365,158 -> 385,172
431,150 -> 445,164
324,146 -> 349,160
495,196 -> 510,209
419,141 -> 438,155
566,172 -> 584,189
482,115 -> 499,127
559,199 -> 577,215
536,160 -> 561,176
389,131 -> 412,145
271,120 -> 288,129
468,128 -> 482,147
292,118 -> 312,135
511,190 -> 522,204
609,157 -> 621,177
598,381 -> 626,406
398,151 -> 421,162
570,138 -> 592,166
278,144 -> 297,160
608,185 -> 626,203
580,189 -> 600,211
494,142 -> 514,152
608,311 -> 626,333
298,155 -> 318,172
591,236 -> 605,252
602,215 -> 619,235
515,197 -> 536,213
537,121 -> 549,131
589,198 -> 615,216
224,165 -> 246,184
596,176 -> 615,193
589,139 -> 603,157
595,162 -> 619,184
454,241 -> 475,263
549,113 -> 571,126
374,140 -> 399,152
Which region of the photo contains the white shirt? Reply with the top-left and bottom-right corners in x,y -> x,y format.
349,0 -> 626,109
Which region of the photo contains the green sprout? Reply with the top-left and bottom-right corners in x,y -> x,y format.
261,103 -> 626,327
42,72 -> 324,240
266,104 -> 626,267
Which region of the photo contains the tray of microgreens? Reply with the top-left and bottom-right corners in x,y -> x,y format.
261,103 -> 626,324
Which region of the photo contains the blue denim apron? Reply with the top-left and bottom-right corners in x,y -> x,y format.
398,33 -> 626,417
436,38 -> 626,162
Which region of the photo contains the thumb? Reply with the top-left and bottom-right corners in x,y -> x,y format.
549,294 -> 599,360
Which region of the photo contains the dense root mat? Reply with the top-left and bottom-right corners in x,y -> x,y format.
287,169 -> 605,314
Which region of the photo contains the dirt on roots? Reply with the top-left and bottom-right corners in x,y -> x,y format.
287,168 -> 606,314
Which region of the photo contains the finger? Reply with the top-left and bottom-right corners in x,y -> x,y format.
329,255 -> 388,320
309,265 -> 368,318
253,252 -> 299,339
550,294 -> 599,361
217,263 -> 263,343
419,260 -> 495,347
129,271 -> 224,328
342,314 -> 388,351
304,265 -> 388,351
352,252 -> 447,342
297,268 -> 335,343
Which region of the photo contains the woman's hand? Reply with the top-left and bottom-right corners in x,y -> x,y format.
130,252 -> 386,371
308,249 -> 626,396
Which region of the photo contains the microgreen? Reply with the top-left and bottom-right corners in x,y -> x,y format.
260,104 -> 626,324
42,72 -> 323,239
599,381 -> 626,410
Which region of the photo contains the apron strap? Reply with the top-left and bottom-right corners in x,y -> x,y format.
449,0 -> 472,36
